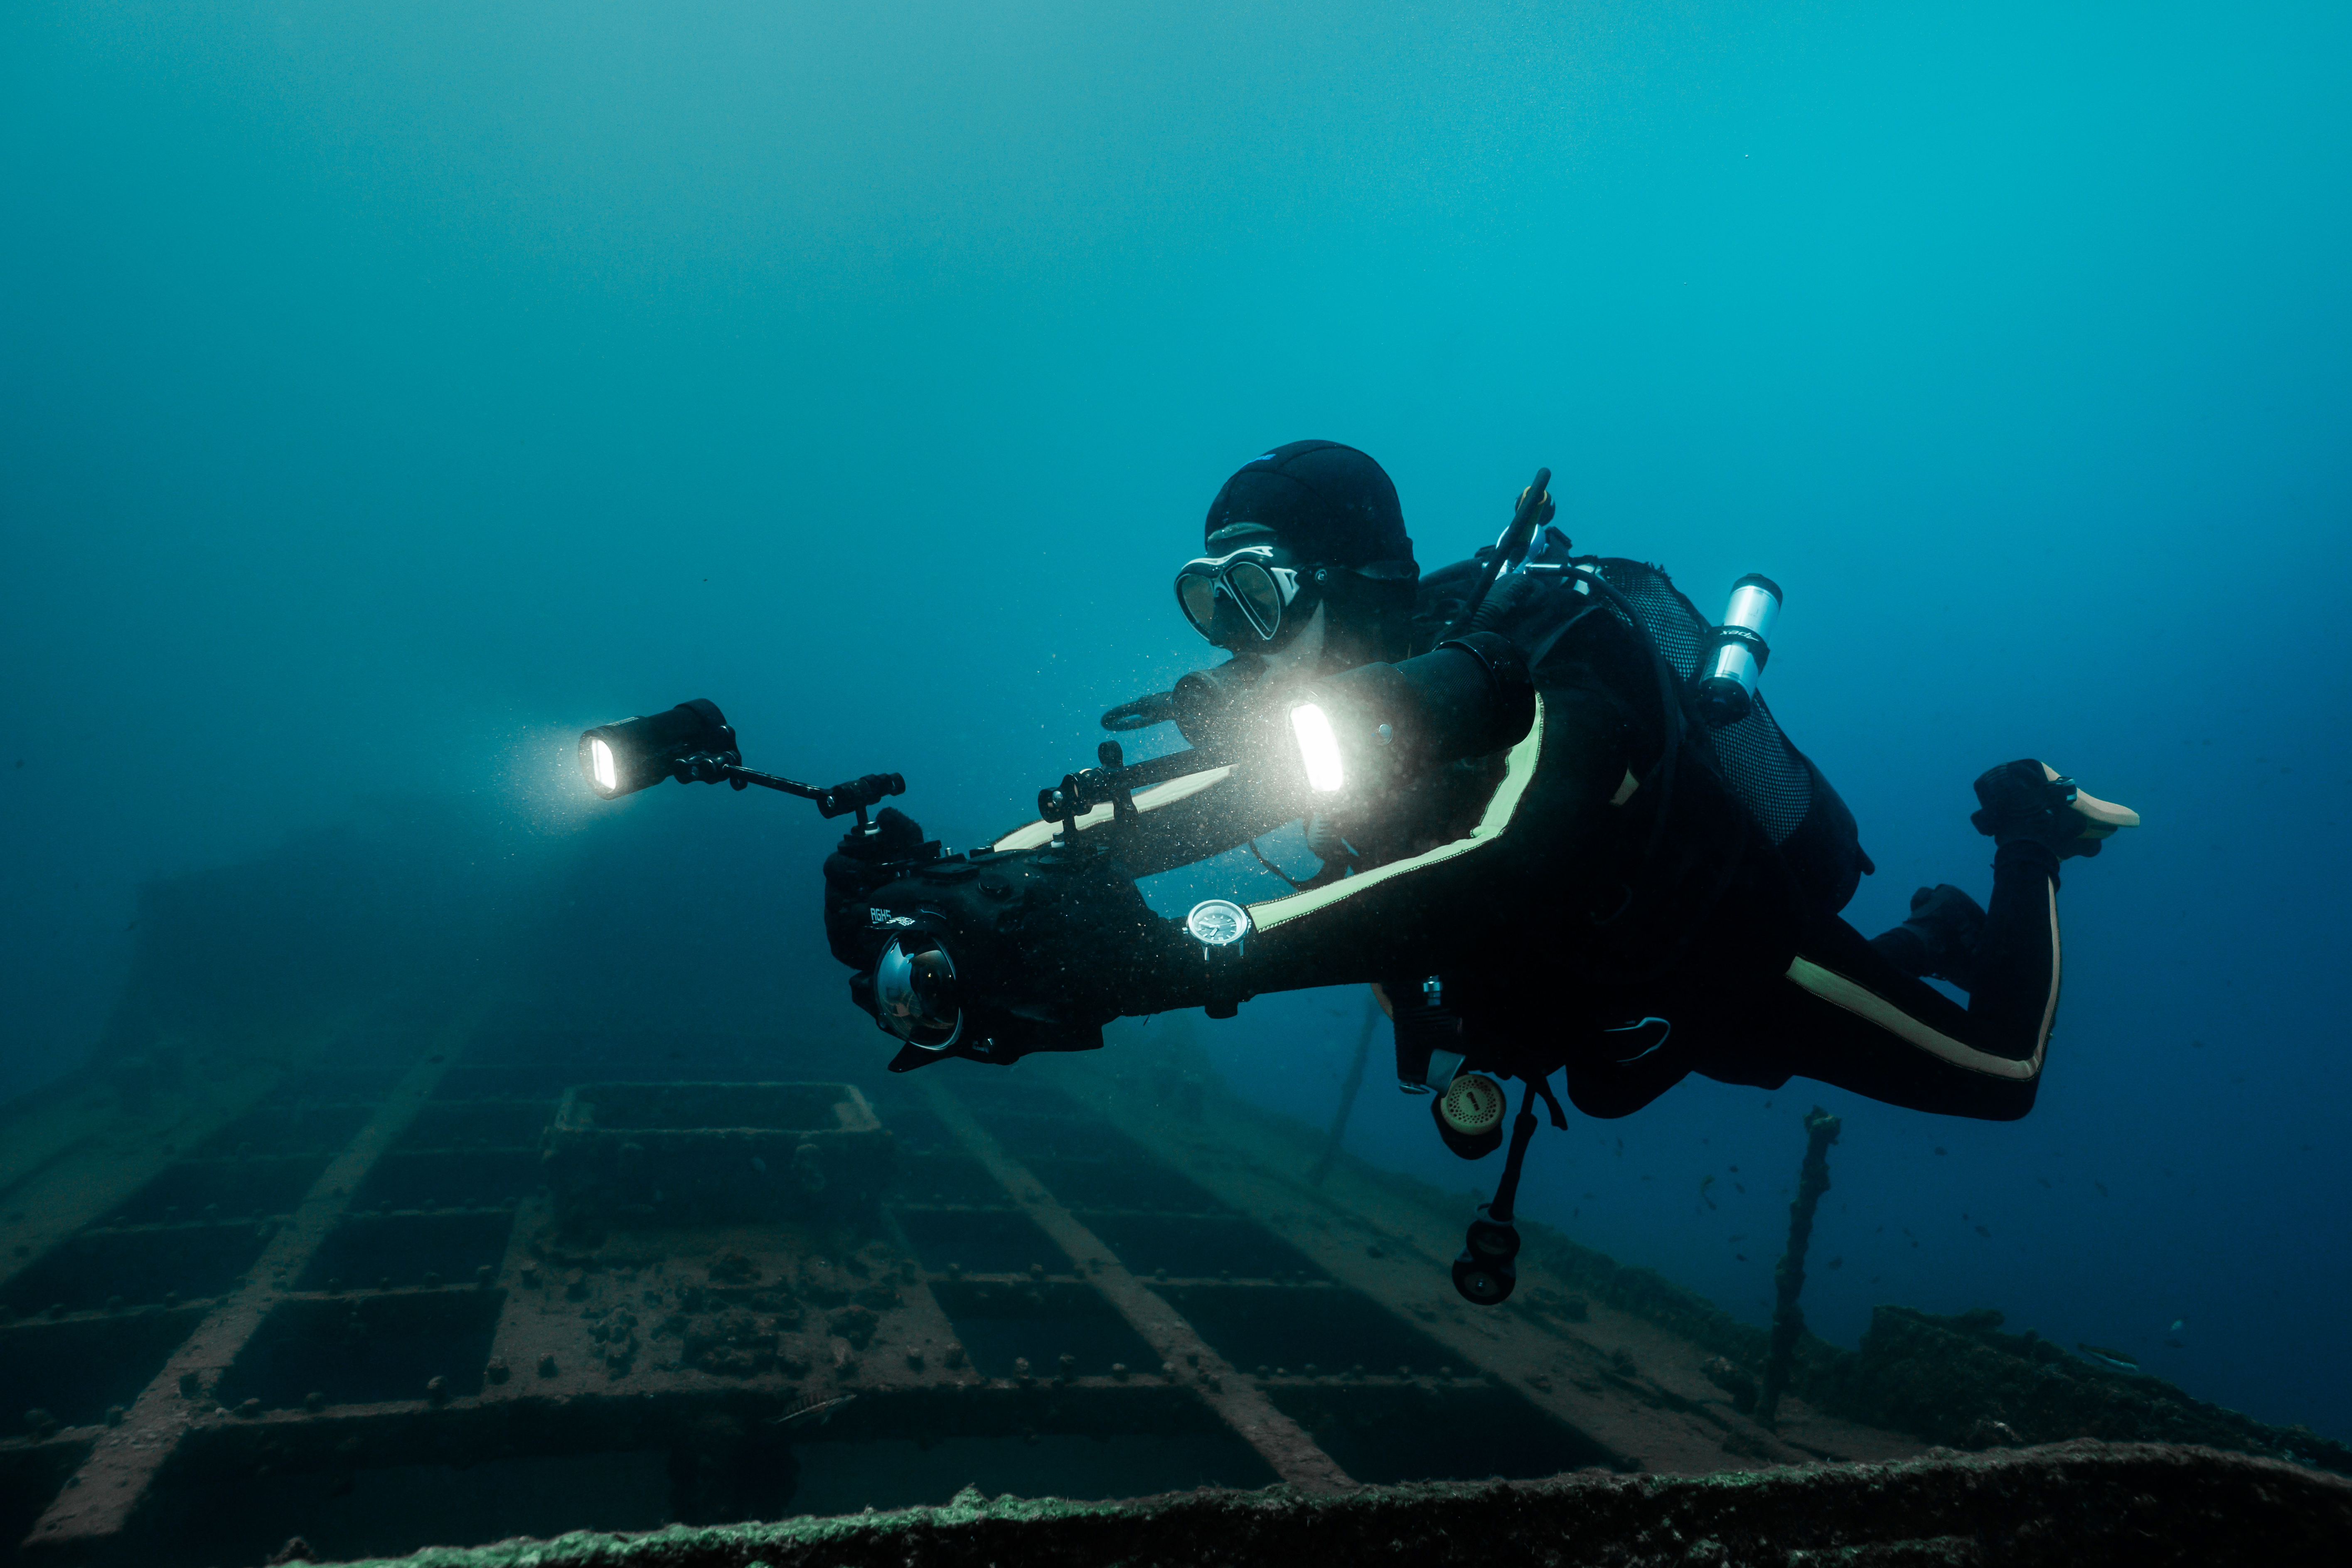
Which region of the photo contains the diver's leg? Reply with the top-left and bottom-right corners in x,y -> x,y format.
1741,913 -> 2048,1120
1860,844 -> 2059,1054
1968,839 -> 2063,1054
1725,760 -> 2134,1120
1868,883 -> 1987,988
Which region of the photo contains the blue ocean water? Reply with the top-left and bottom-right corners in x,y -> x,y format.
5,0 -> 2348,1448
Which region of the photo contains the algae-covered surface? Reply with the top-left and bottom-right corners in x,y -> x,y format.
338,1443 -> 2352,1568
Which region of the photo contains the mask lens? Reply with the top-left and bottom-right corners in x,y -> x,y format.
1177,573 -> 1222,635
1225,561 -> 1285,640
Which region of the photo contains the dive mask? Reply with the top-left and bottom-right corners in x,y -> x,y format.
1175,546 -> 1315,648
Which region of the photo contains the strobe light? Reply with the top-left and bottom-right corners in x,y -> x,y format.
577,699 -> 738,798
1694,575 -> 1783,727
1284,632 -> 1535,798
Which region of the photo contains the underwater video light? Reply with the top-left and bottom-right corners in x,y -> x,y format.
1694,575 -> 1782,727
1282,633 -> 1535,802
578,700 -> 907,823
1289,703 -> 1346,793
577,700 -> 740,799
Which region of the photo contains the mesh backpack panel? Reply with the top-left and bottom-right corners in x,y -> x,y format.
1587,559 -> 1816,844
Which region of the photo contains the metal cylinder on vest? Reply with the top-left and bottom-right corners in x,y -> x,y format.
1695,574 -> 1782,726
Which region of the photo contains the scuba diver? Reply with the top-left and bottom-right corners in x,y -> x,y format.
821,441 -> 2137,1296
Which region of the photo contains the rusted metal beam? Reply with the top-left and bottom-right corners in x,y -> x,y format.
22,1047 -> 461,1559
921,1082 -> 1353,1494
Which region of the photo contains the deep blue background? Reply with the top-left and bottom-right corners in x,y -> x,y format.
6,3 -> 2349,1440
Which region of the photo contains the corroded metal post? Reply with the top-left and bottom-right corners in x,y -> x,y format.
1757,1105 -> 1840,1428
1310,994 -> 1384,1186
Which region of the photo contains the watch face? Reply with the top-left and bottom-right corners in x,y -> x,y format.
1185,899 -> 1251,948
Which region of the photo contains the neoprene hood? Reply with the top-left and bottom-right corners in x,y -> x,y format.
1203,441 -> 1414,570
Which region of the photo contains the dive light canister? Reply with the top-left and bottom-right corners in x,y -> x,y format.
1695,574 -> 1782,727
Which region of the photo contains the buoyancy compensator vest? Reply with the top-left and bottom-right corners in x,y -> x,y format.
1412,532 -> 1872,918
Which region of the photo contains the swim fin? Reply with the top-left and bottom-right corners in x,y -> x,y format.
1970,760 -> 2140,859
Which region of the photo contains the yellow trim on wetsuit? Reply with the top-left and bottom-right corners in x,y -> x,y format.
1245,695 -> 1550,934
1783,878 -> 2060,1081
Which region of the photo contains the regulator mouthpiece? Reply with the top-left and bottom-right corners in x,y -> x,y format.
1695,574 -> 1782,727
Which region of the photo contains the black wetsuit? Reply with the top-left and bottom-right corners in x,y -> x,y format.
997,554 -> 2065,1122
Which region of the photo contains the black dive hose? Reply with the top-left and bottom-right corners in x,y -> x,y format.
1449,468 -> 1553,638
1467,569 -> 1540,635
1569,569 -> 1686,881
1486,1079 -> 1545,1223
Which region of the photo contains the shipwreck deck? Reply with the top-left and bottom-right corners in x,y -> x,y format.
0,1019 -> 2340,1565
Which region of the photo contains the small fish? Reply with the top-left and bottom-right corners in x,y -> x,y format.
2076,1342 -> 2139,1371
1974,1224 -> 1991,1238
768,1393 -> 857,1429
2094,1182 -> 2109,1198
750,1157 -> 767,1174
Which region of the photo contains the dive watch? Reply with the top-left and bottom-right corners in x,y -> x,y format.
1184,898 -> 1252,1018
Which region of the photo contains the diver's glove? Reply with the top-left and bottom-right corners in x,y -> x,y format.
849,843 -> 1206,1049
822,807 -> 933,973
992,855 -> 1203,1028
1969,760 -> 2140,861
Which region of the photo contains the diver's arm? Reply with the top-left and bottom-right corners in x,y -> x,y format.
1221,681 -> 1631,996
986,762 -> 1305,879
837,674 -> 1630,1035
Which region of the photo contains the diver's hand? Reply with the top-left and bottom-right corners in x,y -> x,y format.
989,856 -> 1203,1027
847,845 -> 1202,1041
823,807 -> 929,972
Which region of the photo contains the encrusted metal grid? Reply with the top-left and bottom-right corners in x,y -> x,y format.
1,1027 -> 1628,1567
